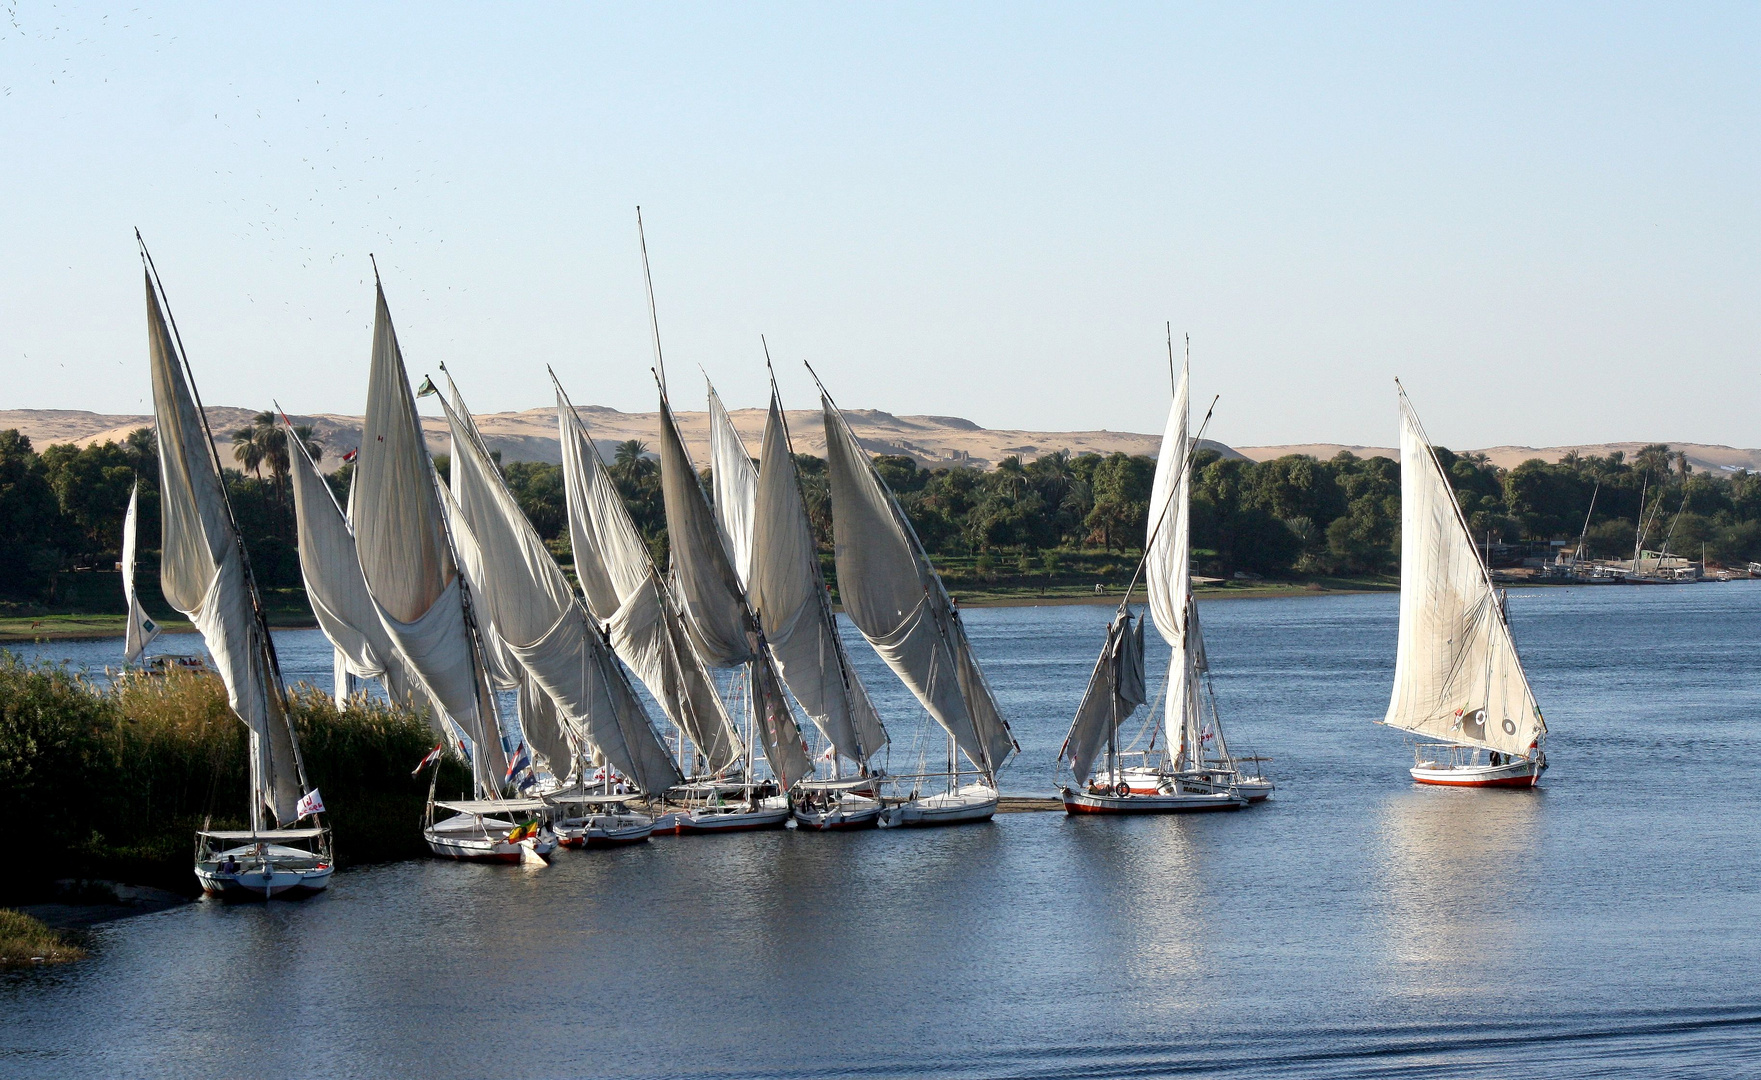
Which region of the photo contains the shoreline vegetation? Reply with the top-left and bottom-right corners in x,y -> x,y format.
0,909 -> 86,967
0,655 -> 468,905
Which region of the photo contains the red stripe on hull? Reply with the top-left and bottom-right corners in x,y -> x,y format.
1412,773 -> 1540,788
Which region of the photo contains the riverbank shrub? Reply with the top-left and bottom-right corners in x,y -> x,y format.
0,653 -> 466,899
0,909 -> 85,966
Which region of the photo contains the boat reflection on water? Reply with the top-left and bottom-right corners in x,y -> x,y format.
1371,786 -> 1543,999
1059,818 -> 1209,992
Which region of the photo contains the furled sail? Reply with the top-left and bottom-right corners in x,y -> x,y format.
145,273 -> 306,826
658,390 -> 811,789
1145,358 -> 1196,756
1385,389 -> 1546,756
121,480 -> 161,663
554,379 -> 744,774
749,388 -> 887,765
284,420 -> 428,716
436,383 -> 682,794
351,283 -> 507,793
821,389 -> 1016,778
1060,609 -> 1147,785
708,384 -> 758,591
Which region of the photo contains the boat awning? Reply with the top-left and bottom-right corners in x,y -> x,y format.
434,799 -> 549,815
546,792 -> 641,806
198,828 -> 327,840
796,777 -> 878,792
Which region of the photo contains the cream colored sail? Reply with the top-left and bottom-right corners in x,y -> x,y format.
821,388 -> 1016,779
750,388 -> 888,766
121,480 -> 161,663
707,384 -> 758,591
437,382 -> 682,793
351,283 -> 507,794
1145,358 -> 1198,758
145,272 -> 306,827
1059,609 -> 1147,785
553,378 -> 744,774
1385,389 -> 1546,756
284,420 -> 429,717
657,391 -> 812,789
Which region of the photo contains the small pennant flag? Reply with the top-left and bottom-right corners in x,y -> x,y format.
505,742 -> 532,784
411,742 -> 443,777
342,448 -> 358,463
505,818 -> 540,844
416,376 -> 438,398
295,789 -> 326,820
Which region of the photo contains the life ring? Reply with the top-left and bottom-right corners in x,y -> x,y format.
1115,782 -> 1132,798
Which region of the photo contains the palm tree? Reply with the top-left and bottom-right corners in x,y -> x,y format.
614,439 -> 652,478
232,422 -> 266,477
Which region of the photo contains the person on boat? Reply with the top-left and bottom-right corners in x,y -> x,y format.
221,853 -> 239,875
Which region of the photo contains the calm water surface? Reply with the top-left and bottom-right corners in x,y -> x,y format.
5,585 -> 1761,1078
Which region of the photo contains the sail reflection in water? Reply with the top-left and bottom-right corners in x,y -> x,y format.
1371,787 -> 1544,997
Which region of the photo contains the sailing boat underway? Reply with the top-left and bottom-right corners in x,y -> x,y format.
139,245 -> 331,898
1385,383 -> 1548,787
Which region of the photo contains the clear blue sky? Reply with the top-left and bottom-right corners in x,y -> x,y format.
2,3 -> 1755,450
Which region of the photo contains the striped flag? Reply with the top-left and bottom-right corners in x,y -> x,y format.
411,742 -> 443,777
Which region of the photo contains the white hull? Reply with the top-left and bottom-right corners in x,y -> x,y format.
1411,756 -> 1545,788
196,862 -> 333,899
656,796 -> 791,835
1120,766 -> 1274,802
425,814 -> 557,862
1061,785 -> 1246,814
880,785 -> 998,827
556,812 -> 654,847
793,793 -> 883,831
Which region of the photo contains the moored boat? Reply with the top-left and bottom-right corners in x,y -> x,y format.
195,829 -> 335,899
880,784 -> 999,827
792,779 -> 884,830
424,798 -> 555,861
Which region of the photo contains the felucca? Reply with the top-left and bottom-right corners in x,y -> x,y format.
1385,383 -> 1548,786
120,479 -> 162,664
815,369 -> 1018,827
1058,343 -> 1266,813
139,242 -> 331,898
552,373 -> 749,799
710,372 -> 895,830
349,273 -> 551,860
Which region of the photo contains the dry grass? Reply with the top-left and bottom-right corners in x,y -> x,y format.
0,909 -> 85,966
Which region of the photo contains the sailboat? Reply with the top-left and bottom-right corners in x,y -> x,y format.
711,373 -> 895,830
816,370 -> 1018,827
283,415 -> 433,714
346,273 -> 548,860
121,479 -> 162,664
1384,382 -> 1548,787
1058,342 -> 1268,812
138,242 -> 331,898
430,370 -> 686,845
654,380 -> 812,831
553,373 -> 749,803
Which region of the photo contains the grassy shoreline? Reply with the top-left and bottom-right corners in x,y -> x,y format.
0,909 -> 86,967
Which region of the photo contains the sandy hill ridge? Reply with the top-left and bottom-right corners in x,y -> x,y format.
0,405 -> 1232,472
3,408 -> 1753,476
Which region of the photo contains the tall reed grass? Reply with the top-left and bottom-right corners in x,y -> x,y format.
0,652 -> 468,898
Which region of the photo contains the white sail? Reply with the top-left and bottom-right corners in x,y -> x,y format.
821,390 -> 1016,778
121,480 -> 161,663
351,283 -> 507,794
1060,609 -> 1147,786
707,384 -> 758,591
437,385 -> 682,794
145,273 -> 305,827
657,391 -> 812,790
1385,389 -> 1546,756
1145,357 -> 1194,757
750,389 -> 887,765
284,420 -> 429,718
554,381 -> 745,774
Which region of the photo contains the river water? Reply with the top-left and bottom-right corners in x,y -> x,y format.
5,584 -> 1760,1078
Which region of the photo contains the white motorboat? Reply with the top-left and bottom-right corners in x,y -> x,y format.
195,829 -> 334,900
425,798 -> 556,862
880,783 -> 999,827
1381,382 -> 1549,788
